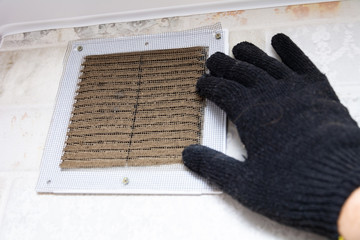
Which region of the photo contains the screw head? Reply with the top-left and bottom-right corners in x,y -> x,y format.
122,177 -> 129,185
77,46 -> 83,51
215,33 -> 221,39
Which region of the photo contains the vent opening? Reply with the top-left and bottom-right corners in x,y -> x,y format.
60,46 -> 207,168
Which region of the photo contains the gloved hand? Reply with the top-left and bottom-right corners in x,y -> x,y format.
182,33 -> 360,239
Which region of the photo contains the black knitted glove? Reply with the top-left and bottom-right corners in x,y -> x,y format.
182,33 -> 360,239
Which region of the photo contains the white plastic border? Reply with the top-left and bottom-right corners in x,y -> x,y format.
36,27 -> 228,194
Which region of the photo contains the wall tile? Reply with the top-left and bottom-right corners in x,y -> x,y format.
0,175 -> 325,240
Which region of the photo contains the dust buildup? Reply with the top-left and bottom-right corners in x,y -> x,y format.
60,47 -> 206,168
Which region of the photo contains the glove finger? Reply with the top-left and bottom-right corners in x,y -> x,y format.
206,52 -> 272,87
271,33 -> 319,75
183,144 -> 249,194
196,75 -> 248,118
232,41 -> 293,79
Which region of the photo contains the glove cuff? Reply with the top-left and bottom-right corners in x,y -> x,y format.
303,146 -> 360,239
333,146 -> 360,238
331,166 -> 360,239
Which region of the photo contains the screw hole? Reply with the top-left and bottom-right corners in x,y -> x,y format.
122,177 -> 129,185
145,42 -> 149,46
46,180 -> 51,184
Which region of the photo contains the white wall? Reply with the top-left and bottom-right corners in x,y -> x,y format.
0,0 -> 336,37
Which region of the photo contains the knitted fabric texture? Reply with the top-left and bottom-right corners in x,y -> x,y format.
182,34 -> 360,239
61,47 -> 206,168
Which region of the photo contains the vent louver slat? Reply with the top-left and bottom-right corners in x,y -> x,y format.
60,47 -> 207,168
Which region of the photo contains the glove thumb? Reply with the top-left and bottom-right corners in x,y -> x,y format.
183,144 -> 249,193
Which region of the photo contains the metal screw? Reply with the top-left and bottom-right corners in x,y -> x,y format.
122,177 -> 129,185
77,46 -> 83,51
46,180 -> 51,184
215,33 -> 221,40
145,42 -> 149,46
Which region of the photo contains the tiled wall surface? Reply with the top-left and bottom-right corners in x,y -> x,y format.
0,1 -> 359,239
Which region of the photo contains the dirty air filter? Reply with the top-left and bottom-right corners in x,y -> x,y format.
36,24 -> 227,194
61,47 -> 206,168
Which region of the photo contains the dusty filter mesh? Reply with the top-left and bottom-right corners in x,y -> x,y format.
60,47 -> 207,168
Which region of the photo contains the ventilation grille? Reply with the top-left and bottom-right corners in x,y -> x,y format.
60,47 -> 207,168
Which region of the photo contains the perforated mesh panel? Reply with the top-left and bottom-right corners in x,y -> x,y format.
61,47 -> 206,168
36,24 -> 227,194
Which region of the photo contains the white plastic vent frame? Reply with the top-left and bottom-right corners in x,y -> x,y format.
36,26 -> 228,194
